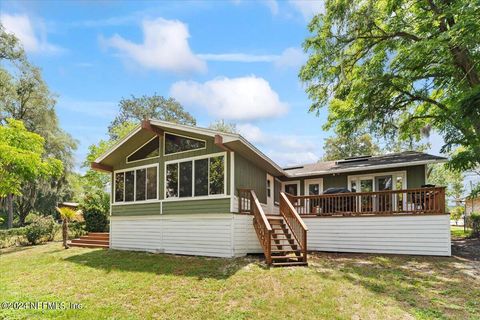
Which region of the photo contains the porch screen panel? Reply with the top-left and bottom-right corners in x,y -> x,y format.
179,161 -> 193,197
194,159 -> 208,196
146,167 -> 157,200
135,169 -> 146,201
125,171 -> 135,202
166,163 -> 179,198
209,156 -> 224,195
115,172 -> 124,202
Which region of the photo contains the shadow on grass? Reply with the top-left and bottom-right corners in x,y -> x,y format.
0,245 -> 35,256
310,252 -> 479,319
65,248 -> 261,280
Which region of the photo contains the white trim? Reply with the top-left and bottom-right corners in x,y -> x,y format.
113,163 -> 159,205
95,125 -> 142,163
288,160 -> 442,177
304,178 -> 324,196
347,170 -> 407,192
126,136 -> 160,164
163,131 -> 207,157
164,152 -> 228,200
230,152 -> 235,212
282,180 -> 301,195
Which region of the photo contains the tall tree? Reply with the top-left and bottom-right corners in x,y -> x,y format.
208,120 -> 238,134
300,0 -> 480,172
109,94 -> 196,139
322,131 -> 380,160
0,24 -> 77,224
0,119 -> 63,228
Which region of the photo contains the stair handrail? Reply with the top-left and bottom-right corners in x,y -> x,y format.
248,189 -> 273,265
280,192 -> 308,262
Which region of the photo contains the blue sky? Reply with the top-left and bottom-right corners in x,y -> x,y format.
1,0 -> 446,173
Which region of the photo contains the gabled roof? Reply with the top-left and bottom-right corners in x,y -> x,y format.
283,151 -> 447,177
93,120 -> 447,177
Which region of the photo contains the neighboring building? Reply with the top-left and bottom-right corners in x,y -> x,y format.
466,196 -> 480,216
91,119 -> 451,265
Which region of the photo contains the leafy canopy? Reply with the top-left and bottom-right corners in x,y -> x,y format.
300,0 -> 480,172
322,130 -> 380,161
0,118 -> 63,197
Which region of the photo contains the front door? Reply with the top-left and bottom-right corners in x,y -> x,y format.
266,174 -> 274,214
375,175 -> 393,211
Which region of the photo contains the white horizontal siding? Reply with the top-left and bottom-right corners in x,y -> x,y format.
110,214 -> 234,257
304,214 -> 451,256
232,215 -> 262,256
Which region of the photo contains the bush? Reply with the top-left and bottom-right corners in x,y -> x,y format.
68,221 -> 87,239
471,212 -> 480,238
80,192 -> 109,232
0,227 -> 28,248
25,216 -> 58,245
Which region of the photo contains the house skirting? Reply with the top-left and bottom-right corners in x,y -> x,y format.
109,213 -> 451,258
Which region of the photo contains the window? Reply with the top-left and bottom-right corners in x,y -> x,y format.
164,133 -> 206,155
165,154 -> 225,199
285,183 -> 298,196
267,179 -> 271,198
274,179 -> 281,204
114,165 -> 158,203
127,137 -> 159,163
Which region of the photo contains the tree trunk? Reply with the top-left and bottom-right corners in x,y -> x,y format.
62,218 -> 69,249
7,194 -> 13,229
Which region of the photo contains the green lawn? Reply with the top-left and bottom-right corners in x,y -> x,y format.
451,226 -> 473,239
1,243 -> 479,320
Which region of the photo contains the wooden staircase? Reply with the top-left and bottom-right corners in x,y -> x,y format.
239,189 -> 308,267
268,216 -> 307,267
69,232 -> 109,249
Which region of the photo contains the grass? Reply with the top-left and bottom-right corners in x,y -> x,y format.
451,226 -> 473,239
1,243 -> 479,320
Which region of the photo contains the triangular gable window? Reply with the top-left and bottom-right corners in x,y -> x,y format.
164,133 -> 206,155
127,137 -> 160,163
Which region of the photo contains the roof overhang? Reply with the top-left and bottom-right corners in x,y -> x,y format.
285,159 -> 447,178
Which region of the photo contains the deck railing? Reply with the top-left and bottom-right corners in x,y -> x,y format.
289,186 -> 446,216
279,192 -> 308,262
238,188 -> 272,264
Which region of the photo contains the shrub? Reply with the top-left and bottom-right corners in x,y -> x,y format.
68,221 -> 87,239
25,216 -> 58,245
80,192 -> 109,232
471,212 -> 480,238
0,227 -> 28,248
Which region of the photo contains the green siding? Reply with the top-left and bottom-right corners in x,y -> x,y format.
282,165 -> 427,195
111,202 -> 161,216
108,127 -> 232,215
162,198 -> 230,214
235,154 -> 267,203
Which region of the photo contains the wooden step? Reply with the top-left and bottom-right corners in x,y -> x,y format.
80,235 -> 109,240
272,261 -> 308,267
68,242 -> 109,249
88,232 -> 109,236
271,254 -> 304,260
71,239 -> 109,245
271,249 -> 301,253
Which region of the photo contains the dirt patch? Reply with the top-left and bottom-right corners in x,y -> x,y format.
452,238 -> 480,261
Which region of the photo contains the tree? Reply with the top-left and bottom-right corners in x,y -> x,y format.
56,206 -> 80,249
322,130 -> 380,160
0,25 -> 77,224
428,163 -> 464,204
0,119 -> 63,228
450,206 -> 464,226
208,120 -> 238,134
109,94 -> 196,139
300,0 -> 480,172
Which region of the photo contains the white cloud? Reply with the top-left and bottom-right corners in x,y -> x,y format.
237,123 -> 321,167
289,0 -> 325,20
102,18 -> 206,74
264,0 -> 279,15
199,47 -> 305,69
237,123 -> 266,143
0,13 -> 63,54
170,76 -> 288,121
274,47 -> 306,69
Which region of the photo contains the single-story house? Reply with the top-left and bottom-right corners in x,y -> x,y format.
91,119 -> 451,266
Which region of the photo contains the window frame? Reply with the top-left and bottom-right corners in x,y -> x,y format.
113,163 -> 160,205
164,152 -> 227,201
163,132 -> 207,156
125,136 -> 160,164
282,180 -> 301,196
